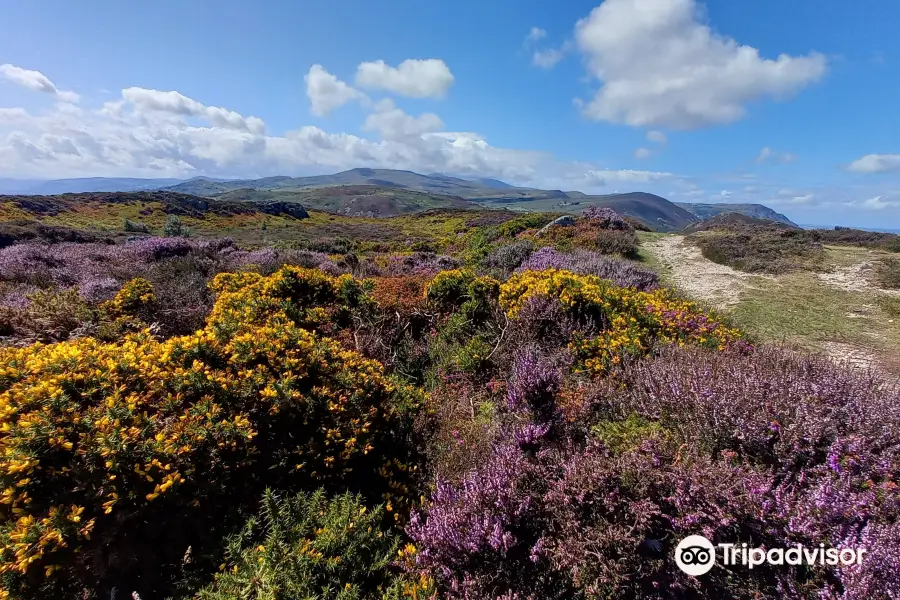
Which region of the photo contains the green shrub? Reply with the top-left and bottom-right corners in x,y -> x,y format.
196,489 -> 404,600
164,214 -> 188,237
424,270 -> 476,311
591,414 -> 670,454
123,218 -> 150,234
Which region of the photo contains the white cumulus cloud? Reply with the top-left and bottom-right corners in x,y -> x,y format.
582,168 -> 673,185
0,64 -> 80,103
634,147 -> 652,159
789,193 -> 814,204
121,87 -> 266,134
573,0 -> 827,129
363,99 -> 444,141
305,65 -> 366,117
356,59 -> 454,99
0,64 -> 692,197
847,154 -> 900,174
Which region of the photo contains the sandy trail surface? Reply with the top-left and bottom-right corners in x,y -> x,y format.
641,235 -> 766,308
642,235 -> 890,373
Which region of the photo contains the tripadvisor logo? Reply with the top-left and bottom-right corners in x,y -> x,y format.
675,535 -> 716,576
674,535 -> 867,576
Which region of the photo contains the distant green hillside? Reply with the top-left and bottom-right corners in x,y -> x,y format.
213,185 -> 477,217
473,192 -> 698,233
165,169 -> 697,232
676,202 -> 796,226
165,168 -> 569,201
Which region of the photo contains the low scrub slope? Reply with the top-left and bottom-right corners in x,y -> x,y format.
0,191 -> 309,221
214,184 -> 478,217
683,212 -> 798,233
165,169 -> 696,232
0,191 -> 553,250
816,226 -> 900,253
484,192 -> 698,232
684,214 -> 823,274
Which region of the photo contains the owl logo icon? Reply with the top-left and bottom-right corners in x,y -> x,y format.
675,535 -> 716,576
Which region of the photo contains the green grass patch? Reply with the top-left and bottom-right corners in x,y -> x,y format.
875,257 -> 900,289
876,294 -> 900,318
731,273 -> 869,347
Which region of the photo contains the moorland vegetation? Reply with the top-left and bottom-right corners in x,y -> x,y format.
0,194 -> 898,600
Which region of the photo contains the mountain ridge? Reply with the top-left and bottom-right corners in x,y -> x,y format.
675,202 -> 796,226
0,169 -> 794,233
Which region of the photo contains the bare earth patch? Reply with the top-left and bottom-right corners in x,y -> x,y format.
818,261 -> 900,296
642,235 -> 899,375
642,235 -> 766,308
821,341 -> 880,371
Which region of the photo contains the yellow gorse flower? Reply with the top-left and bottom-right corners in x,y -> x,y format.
0,266 -> 419,582
500,269 -> 745,374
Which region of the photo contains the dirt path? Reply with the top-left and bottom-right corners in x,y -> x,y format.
642,235 -> 765,308
817,261 -> 900,296
642,235 -> 892,374
820,341 -> 880,371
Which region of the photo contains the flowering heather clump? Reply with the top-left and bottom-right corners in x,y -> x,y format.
620,345 -> 900,477
531,214 -> 638,255
500,269 -> 746,372
506,346 -> 566,422
480,240 -> 535,275
0,242 -> 112,288
582,206 -> 634,231
614,345 -> 900,595
408,426 -> 793,598
123,236 -> 194,262
518,247 -> 659,290
410,342 -> 900,598
384,252 -> 460,276
503,294 -> 578,351
406,433 -> 569,600
76,275 -> 119,302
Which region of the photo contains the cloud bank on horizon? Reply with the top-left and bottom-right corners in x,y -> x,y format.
0,0 -> 899,226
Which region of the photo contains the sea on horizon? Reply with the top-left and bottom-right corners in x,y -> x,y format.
800,224 -> 900,235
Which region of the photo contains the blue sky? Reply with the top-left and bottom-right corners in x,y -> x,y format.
1,0 -> 899,227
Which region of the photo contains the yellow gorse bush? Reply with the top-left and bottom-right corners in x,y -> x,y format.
500,269 -> 747,373
0,266 -> 417,593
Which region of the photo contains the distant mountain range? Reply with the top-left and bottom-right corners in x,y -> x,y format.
0,177 -> 185,195
162,169 -> 572,201
0,169 -> 794,232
